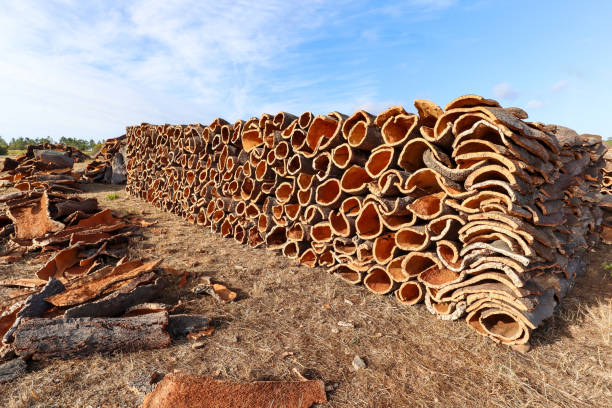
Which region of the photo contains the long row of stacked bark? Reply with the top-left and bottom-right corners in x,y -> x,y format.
601,149 -> 612,243
125,95 -> 605,347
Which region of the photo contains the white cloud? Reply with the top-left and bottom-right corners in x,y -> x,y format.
0,0 -> 455,141
526,100 -> 544,109
492,82 -> 518,100
551,79 -> 569,92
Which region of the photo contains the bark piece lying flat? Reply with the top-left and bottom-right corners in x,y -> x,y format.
45,258 -> 162,307
33,149 -> 74,168
142,372 -> 327,408
64,277 -> 164,318
12,311 -> 171,360
0,358 -> 27,384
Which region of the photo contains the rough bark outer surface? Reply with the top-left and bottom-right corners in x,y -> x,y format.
3,277 -> 65,343
141,372 -> 327,408
111,151 -> 128,184
12,311 -> 171,360
0,358 -> 27,384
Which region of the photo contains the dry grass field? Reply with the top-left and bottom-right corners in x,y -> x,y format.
0,179 -> 611,408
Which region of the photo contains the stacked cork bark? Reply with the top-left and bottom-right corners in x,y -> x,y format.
601,148 -> 612,243
125,95 -> 605,347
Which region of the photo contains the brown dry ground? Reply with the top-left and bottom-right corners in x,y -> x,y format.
0,178 -> 611,408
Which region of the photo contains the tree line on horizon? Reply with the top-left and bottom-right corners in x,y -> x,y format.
0,136 -> 102,155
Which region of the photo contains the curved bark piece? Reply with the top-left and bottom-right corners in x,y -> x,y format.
273,111 -> 298,130
8,191 -> 65,240
265,225 -> 287,250
343,110 -> 383,150
332,237 -> 358,255
396,225 -> 430,251
372,233 -> 399,265
422,149 -> 484,182
398,138 -> 451,172
297,188 -> 314,207
464,164 -> 532,195
400,251 -> 442,279
385,255 -> 407,282
432,271 -> 532,304
298,111 -> 314,130
310,222 -> 333,243
444,94 -> 501,111
369,169 -> 410,197
340,196 -> 362,217
241,128 -> 263,152
356,240 -> 374,262
290,128 -> 308,152
365,145 -> 397,178
328,210 -> 355,237
395,281 -> 424,305
425,296 -> 466,321
287,153 -> 314,176
379,211 -> 417,231
408,192 -> 450,220
282,241 -> 309,259
414,99 -> 443,127
315,178 -> 346,209
427,214 -> 465,241
331,143 -> 368,169
380,113 -> 420,147
247,226 -> 264,248
303,204 -> 331,224
435,240 -> 462,270
298,248 -> 317,267
313,152 -> 340,180
364,265 -> 397,295
439,108 -> 558,161
404,168 -> 468,199
466,307 -> 529,345
275,179 -> 297,204
418,263 -> 464,289
340,165 -> 373,194
328,264 -> 362,285
304,114 -> 342,157
355,202 -> 383,239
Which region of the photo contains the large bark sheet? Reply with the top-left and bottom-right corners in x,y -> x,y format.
142,372 -> 327,408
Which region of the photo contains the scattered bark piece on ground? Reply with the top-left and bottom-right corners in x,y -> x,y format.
141,372 -> 327,408
0,358 -> 27,384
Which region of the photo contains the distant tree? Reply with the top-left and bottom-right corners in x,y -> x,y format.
58,137 -> 92,151
0,136 -> 7,155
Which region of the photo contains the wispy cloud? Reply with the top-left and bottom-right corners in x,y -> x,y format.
526,100 -> 544,109
551,79 -> 569,92
0,0 -> 457,140
493,82 -> 518,100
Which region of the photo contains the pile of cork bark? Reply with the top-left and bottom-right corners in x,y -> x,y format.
84,135 -> 127,184
0,150 -> 209,369
601,148 -> 612,243
124,94 -> 606,348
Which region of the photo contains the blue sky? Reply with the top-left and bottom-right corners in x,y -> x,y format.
0,0 -> 610,141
